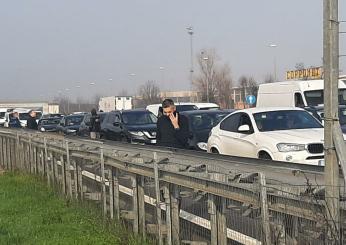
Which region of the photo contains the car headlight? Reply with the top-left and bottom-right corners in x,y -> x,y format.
197,142 -> 208,151
40,127 -> 45,132
277,143 -> 305,152
67,129 -> 76,133
129,131 -> 145,137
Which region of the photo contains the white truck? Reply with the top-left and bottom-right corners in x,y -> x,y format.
98,96 -> 132,112
256,78 -> 346,108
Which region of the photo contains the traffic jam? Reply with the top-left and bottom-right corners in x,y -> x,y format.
1,68 -> 346,166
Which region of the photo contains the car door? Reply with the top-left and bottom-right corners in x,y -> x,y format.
234,113 -> 258,158
105,113 -> 122,140
218,112 -> 257,157
218,113 -> 241,155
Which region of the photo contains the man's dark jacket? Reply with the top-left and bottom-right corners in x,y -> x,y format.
27,116 -> 38,130
156,113 -> 189,149
90,114 -> 101,132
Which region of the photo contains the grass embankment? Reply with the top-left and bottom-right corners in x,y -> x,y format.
0,172 -> 151,245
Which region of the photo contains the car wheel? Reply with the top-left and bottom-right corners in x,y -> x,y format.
258,152 -> 272,160
211,148 -> 219,154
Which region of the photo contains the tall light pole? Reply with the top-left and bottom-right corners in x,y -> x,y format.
268,44 -> 278,81
203,57 -> 209,103
159,66 -> 165,90
187,26 -> 194,86
76,85 -> 81,111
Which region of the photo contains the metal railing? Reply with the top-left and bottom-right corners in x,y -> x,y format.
0,128 -> 345,245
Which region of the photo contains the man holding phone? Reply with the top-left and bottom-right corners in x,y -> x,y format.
156,99 -> 189,149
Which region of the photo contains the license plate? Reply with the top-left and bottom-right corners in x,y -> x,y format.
151,139 -> 157,144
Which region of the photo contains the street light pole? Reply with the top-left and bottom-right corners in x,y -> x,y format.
187,27 -> 194,86
268,44 -> 278,81
203,57 -> 209,103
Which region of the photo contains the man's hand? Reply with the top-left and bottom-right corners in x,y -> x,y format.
169,113 -> 180,129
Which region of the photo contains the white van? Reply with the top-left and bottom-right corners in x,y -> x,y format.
256,79 -> 346,108
146,102 -> 220,117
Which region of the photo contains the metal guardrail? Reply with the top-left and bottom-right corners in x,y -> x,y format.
0,128 -> 345,244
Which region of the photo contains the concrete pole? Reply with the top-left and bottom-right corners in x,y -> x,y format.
323,0 -> 340,242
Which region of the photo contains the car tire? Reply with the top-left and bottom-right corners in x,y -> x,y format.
258,152 -> 272,160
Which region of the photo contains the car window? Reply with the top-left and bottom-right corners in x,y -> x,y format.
295,93 -> 305,108
254,110 -> 322,132
340,108 -> 346,125
220,113 -> 241,132
122,111 -> 157,125
238,113 -> 254,133
0,112 -> 5,118
190,113 -> 229,131
65,116 -> 84,126
107,113 -> 116,123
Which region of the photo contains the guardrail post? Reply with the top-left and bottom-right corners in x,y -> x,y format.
131,174 -> 139,234
40,149 -> 44,177
60,154 -> 67,195
171,185 -> 180,245
34,146 -> 38,174
0,136 -> 3,168
100,148 -> 107,219
44,138 -> 50,186
163,185 -> 172,245
137,175 -> 146,237
15,133 -> 20,170
113,167 -> 120,220
108,168 -> 114,218
154,152 -> 163,245
208,194 -> 218,245
53,153 -> 58,187
77,161 -> 83,201
6,137 -> 11,170
29,135 -> 33,173
65,140 -> 72,198
259,172 -> 271,245
217,197 -> 227,245
72,159 -> 78,200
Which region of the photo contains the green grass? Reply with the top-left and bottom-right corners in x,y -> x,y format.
0,172 -> 152,245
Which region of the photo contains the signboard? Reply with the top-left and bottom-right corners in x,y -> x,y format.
286,67 -> 323,80
246,95 -> 256,105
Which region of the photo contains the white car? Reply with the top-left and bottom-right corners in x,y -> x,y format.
207,107 -> 330,166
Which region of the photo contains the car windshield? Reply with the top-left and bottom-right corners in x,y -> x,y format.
254,110 -> 322,132
304,89 -> 346,106
35,112 -> 42,119
190,113 -> 229,130
122,111 -> 157,125
41,119 -> 61,125
19,113 -> 30,121
339,108 -> 346,125
65,116 -> 84,126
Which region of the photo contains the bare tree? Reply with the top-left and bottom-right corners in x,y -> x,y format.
214,64 -> 233,108
139,80 -> 161,106
264,74 -> 275,84
193,49 -> 218,103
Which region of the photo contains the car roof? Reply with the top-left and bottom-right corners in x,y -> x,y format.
180,109 -> 234,115
235,107 -> 304,114
111,109 -> 151,113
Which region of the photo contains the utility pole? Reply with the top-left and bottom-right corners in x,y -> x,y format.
323,0 -> 340,242
187,27 -> 194,87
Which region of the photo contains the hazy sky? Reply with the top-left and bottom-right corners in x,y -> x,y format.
0,0 -> 345,101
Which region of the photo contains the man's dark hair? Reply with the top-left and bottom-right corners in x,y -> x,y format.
162,99 -> 175,108
91,108 -> 97,115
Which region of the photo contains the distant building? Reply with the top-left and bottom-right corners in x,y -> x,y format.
0,101 -> 59,114
98,96 -> 132,112
159,90 -> 200,103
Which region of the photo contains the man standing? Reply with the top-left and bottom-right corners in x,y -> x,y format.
9,112 -> 22,128
26,110 -> 38,130
156,99 -> 189,149
90,108 -> 101,139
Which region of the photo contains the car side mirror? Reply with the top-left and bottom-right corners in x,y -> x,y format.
238,125 -> 250,133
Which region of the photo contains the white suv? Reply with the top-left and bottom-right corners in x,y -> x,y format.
207,107 -> 332,166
